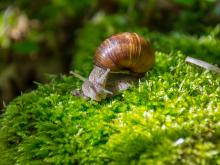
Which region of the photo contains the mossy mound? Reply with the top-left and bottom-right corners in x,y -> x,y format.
1,49 -> 220,164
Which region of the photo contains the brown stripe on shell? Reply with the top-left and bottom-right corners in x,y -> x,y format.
131,33 -> 143,68
135,33 -> 141,59
131,33 -> 139,67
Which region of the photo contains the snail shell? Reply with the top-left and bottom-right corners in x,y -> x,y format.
76,32 -> 155,101
94,32 -> 155,74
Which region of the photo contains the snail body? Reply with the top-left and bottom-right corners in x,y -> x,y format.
76,32 -> 155,101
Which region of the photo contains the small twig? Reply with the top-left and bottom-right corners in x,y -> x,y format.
185,56 -> 220,74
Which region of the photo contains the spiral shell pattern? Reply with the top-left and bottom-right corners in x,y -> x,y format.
94,32 -> 155,74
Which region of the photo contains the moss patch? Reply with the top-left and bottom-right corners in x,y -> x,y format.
1,50 -> 220,164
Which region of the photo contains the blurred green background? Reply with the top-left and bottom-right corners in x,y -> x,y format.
0,0 -> 220,111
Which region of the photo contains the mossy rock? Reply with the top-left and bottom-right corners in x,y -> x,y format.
1,50 -> 220,164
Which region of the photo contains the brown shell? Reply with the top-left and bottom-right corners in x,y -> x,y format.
94,32 -> 155,74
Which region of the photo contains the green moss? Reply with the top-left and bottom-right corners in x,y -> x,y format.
1,50 -> 220,164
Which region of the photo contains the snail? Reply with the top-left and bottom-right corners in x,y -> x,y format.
71,32 -> 155,101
